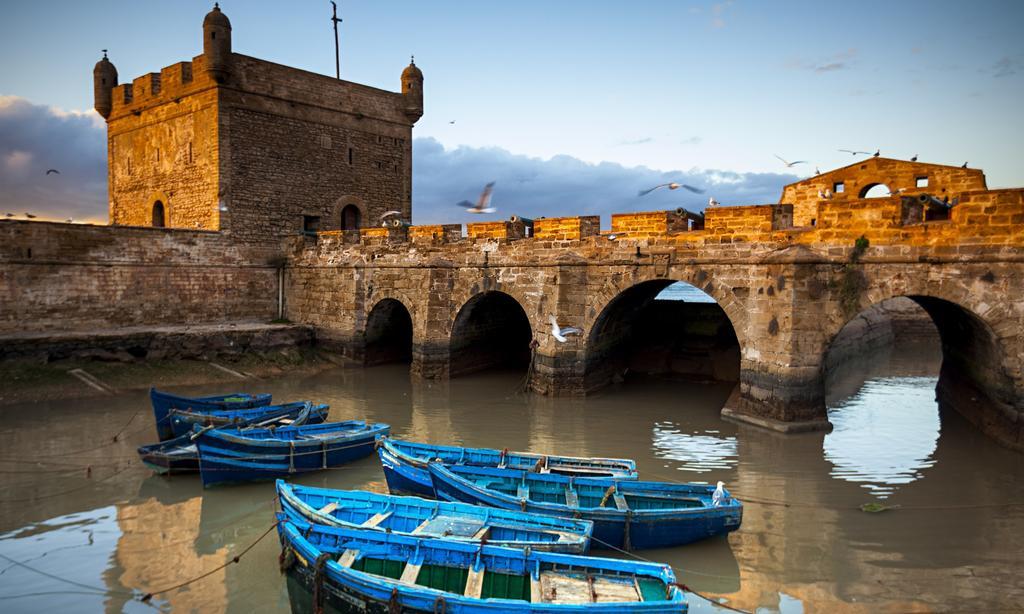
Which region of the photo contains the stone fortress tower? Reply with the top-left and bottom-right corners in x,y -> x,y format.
92,4 -> 423,240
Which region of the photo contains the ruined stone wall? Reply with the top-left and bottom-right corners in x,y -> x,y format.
219,55 -> 413,242
106,56 -> 221,230
0,221 -> 280,334
781,158 -> 988,227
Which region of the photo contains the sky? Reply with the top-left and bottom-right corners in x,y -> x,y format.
1,0 -> 1022,223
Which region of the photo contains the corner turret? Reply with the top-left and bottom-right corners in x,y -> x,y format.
93,51 -> 118,119
401,56 -> 423,124
203,3 -> 232,83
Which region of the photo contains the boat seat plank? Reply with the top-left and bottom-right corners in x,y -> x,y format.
593,576 -> 641,603
410,519 -> 430,535
613,493 -> 630,511
400,562 -> 422,584
361,511 -> 392,528
531,576 -> 543,603
471,525 -> 490,540
464,567 -> 485,599
539,571 -> 593,604
565,488 -> 579,508
338,549 -> 359,568
318,502 -> 339,515
517,484 -> 530,499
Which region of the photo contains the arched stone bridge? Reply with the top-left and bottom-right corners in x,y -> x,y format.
285,185 -> 1024,451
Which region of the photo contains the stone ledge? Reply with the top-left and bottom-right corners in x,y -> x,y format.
720,407 -> 833,434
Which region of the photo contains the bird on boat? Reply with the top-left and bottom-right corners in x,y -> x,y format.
712,481 -> 726,507
838,149 -> 870,156
549,315 -> 582,343
773,154 -> 806,168
708,197 -> 721,207
637,182 -> 705,196
457,182 -> 496,214
45,168 -> 60,175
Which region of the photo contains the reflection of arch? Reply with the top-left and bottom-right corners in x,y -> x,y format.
364,298 -> 413,365
152,200 -> 166,227
584,279 -> 741,392
449,291 -> 532,377
859,183 -> 890,198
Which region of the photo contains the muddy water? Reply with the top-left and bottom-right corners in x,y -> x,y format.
1,337 -> 1023,613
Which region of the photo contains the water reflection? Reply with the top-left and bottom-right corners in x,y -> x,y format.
652,423 -> 738,473
825,377 -> 939,498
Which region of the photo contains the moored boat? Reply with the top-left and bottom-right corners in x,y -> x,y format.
137,402 -> 327,474
276,480 -> 594,554
195,420 -> 390,487
377,437 -> 638,498
278,517 -> 687,612
150,387 -> 272,440
428,464 -> 742,550
167,400 -> 329,439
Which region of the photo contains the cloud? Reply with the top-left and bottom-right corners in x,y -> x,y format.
0,96 -> 799,229
0,96 -> 107,221
679,136 -> 702,145
992,55 -> 1023,78
790,48 -> 858,73
411,137 -> 797,226
616,137 -> 654,146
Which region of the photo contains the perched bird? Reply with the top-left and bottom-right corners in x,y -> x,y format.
708,197 -> 721,207
638,182 -> 704,196
910,154 -> 918,162
712,481 -> 726,507
817,189 -> 826,199
838,149 -> 870,156
962,162 -> 968,168
605,233 -> 619,241
549,315 -> 582,343
24,213 -> 36,219
873,149 -> 880,157
824,189 -> 833,199
773,154 -> 806,168
457,182 -> 496,214
815,167 -> 821,175
4,213 -> 13,218
45,169 -> 60,175
65,218 -> 74,223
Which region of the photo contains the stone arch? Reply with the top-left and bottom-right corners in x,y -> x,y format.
334,195 -> 367,231
449,290 -> 533,377
822,275 -> 1022,449
363,298 -> 413,365
149,191 -> 170,228
583,272 -> 744,393
859,182 -> 891,198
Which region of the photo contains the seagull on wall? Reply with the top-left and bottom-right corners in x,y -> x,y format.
910,154 -> 918,162
708,197 -> 721,207
962,162 -> 969,168
24,213 -> 36,219
773,154 -> 806,168
838,149 -> 870,156
873,149 -> 880,157
815,167 -> 821,175
45,169 -> 60,175
638,182 -> 705,196
4,213 -> 13,218
457,182 -> 496,214
380,210 -> 402,220
549,315 -> 582,343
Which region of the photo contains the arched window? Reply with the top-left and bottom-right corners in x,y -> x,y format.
341,204 -> 361,230
152,201 -> 165,227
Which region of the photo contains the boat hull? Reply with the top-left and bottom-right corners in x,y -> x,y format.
150,387 -> 272,441
378,444 -> 435,497
429,465 -> 743,550
166,402 -> 328,439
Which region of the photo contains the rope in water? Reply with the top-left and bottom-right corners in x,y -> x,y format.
588,536 -> 751,613
138,520 -> 279,603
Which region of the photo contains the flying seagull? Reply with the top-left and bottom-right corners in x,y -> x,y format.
379,210 -> 402,220
45,169 -> 60,175
638,182 -> 705,196
708,197 -> 721,207
457,182 -> 496,214
838,149 -> 870,156
773,154 -> 806,168
549,315 -> 582,343
449,120 -> 456,125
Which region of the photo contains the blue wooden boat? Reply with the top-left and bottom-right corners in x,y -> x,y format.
277,480 -> 595,554
278,518 -> 687,612
166,400 -> 329,439
377,437 -> 638,498
150,387 -> 272,441
137,402 -> 327,475
195,420 -> 390,487
428,464 -> 742,550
